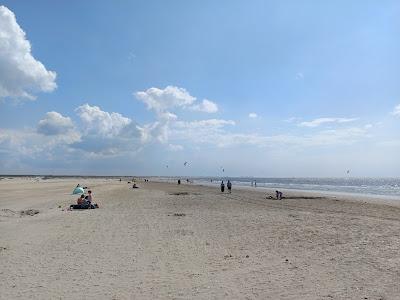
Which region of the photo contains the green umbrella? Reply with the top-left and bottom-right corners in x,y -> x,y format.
72,187 -> 85,194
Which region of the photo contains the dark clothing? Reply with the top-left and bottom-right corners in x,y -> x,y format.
70,203 -> 98,209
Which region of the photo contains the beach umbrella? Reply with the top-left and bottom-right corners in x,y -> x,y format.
72,187 -> 85,194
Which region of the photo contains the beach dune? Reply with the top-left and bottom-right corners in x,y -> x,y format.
1,178 -> 400,299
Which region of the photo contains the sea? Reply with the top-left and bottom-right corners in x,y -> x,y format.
156,177 -> 400,198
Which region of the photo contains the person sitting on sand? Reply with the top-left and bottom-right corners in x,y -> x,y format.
227,180 -> 232,193
77,194 -> 86,205
86,190 -> 93,203
221,181 -> 225,193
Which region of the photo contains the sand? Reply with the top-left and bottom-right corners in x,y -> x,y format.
1,177 -> 400,299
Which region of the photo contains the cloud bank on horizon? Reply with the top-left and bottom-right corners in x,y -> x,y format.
0,2 -> 400,176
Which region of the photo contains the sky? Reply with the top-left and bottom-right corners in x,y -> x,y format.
0,0 -> 399,177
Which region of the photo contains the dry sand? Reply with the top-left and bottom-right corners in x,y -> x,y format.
1,177 -> 400,299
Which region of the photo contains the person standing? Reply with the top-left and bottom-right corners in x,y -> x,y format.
227,180 -> 232,193
220,181 -> 225,192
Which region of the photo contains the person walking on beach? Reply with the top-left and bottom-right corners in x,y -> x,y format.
220,181 -> 225,192
227,180 -> 232,193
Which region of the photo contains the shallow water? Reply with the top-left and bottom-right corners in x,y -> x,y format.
158,177 -> 400,197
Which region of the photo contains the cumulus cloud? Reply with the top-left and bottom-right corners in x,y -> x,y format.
299,117 -> 358,128
0,6 -> 56,101
37,112 -> 74,135
190,99 -> 218,113
391,104 -> 400,117
134,86 -> 221,144
72,104 -> 143,154
76,104 -> 132,137
135,86 -> 196,114
135,86 -> 219,114
248,113 -> 258,118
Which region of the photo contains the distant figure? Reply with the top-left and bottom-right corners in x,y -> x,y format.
227,180 -> 232,193
220,181 -> 225,193
211,179 -> 213,183
132,183 -> 139,188
119,178 -> 121,182
186,178 -> 189,183
276,190 -> 279,199
254,180 -> 257,187
178,179 -> 181,185
279,191 -> 283,199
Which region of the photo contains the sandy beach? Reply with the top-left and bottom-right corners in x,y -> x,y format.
1,177 -> 400,299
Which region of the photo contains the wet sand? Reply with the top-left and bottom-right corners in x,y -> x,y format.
1,177 -> 400,299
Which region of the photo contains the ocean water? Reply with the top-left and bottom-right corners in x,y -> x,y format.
159,177 -> 400,198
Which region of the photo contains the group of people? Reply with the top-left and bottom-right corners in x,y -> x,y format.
220,180 -> 232,193
70,188 -> 98,210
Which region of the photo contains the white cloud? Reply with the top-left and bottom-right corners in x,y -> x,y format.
71,104 -> 145,154
37,112 -> 74,135
391,104 -> 400,116
175,119 -> 235,129
134,86 -> 222,144
135,86 -> 196,114
0,128 -> 80,160
248,113 -> 258,118
299,117 -> 358,127
0,6 -> 56,101
190,99 -> 218,113
76,104 -> 132,137
171,119 -> 236,146
135,86 -> 219,114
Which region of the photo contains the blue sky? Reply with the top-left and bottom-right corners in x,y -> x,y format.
0,1 -> 399,176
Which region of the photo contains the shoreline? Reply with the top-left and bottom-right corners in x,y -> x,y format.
150,177 -> 400,207
2,174 -> 400,200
